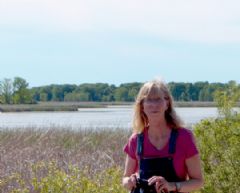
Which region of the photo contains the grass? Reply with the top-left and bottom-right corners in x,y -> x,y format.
0,102 -> 108,112
0,127 -> 130,192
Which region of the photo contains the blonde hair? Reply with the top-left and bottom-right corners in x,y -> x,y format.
132,80 -> 183,133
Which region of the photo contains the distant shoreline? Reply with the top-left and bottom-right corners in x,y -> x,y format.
0,101 -> 239,112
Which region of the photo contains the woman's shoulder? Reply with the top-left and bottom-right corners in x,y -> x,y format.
127,132 -> 139,144
129,132 -> 138,139
129,128 -> 147,140
176,127 -> 195,139
176,127 -> 199,157
124,132 -> 140,159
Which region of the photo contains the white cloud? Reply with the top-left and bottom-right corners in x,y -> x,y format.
0,0 -> 240,43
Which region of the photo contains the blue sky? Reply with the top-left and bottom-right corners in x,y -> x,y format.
0,0 -> 240,87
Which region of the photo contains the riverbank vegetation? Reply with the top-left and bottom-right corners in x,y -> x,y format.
1,101 -> 238,112
0,102 -> 107,112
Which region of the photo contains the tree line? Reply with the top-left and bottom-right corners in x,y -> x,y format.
0,77 -> 239,104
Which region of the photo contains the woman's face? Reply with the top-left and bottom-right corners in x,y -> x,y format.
142,95 -> 169,119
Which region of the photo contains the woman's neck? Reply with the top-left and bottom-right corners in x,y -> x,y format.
148,120 -> 171,138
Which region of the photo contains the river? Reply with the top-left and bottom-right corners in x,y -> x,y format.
0,106 -> 220,130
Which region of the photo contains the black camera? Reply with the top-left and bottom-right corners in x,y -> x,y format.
131,178 -> 156,193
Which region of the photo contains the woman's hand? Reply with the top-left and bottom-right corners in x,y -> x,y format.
122,174 -> 137,191
148,176 -> 173,193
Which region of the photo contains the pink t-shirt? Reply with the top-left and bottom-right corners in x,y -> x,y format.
123,128 -> 199,180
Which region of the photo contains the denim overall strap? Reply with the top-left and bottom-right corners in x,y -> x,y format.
137,132 -> 144,157
168,129 -> 178,154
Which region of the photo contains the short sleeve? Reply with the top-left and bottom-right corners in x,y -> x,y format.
183,129 -> 199,159
123,133 -> 138,160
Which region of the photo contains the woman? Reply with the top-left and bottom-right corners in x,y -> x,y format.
122,80 -> 203,193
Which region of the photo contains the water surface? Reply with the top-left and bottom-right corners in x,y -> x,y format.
0,106 -> 219,130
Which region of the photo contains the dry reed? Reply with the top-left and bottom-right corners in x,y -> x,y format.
0,127 -> 131,192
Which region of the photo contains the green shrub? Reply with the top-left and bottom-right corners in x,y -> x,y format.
194,83 -> 240,193
1,161 -> 127,193
194,115 -> 240,193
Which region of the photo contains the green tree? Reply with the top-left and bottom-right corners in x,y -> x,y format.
12,77 -> 32,104
31,87 -> 40,102
128,88 -> 138,101
187,83 -> 198,101
64,92 -> 89,101
214,80 -> 240,117
77,84 -> 97,101
194,81 -> 209,101
114,87 -> 128,101
115,82 -> 141,101
52,86 -> 64,101
39,87 -> 52,101
40,93 -> 48,101
169,82 -> 187,101
28,81 -> 239,103
199,88 -> 210,101
0,78 -> 13,104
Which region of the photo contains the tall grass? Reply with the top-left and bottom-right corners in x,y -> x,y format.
0,127 -> 130,193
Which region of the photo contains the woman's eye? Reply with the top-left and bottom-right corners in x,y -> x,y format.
144,98 -> 163,103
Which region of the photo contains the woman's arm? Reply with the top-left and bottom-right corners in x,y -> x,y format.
175,154 -> 204,192
122,155 -> 138,191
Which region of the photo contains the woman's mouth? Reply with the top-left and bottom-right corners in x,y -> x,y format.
150,111 -> 159,114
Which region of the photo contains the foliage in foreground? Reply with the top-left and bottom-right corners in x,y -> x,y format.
194,83 -> 240,193
0,161 -> 127,193
0,128 -> 129,193
194,115 -> 240,193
